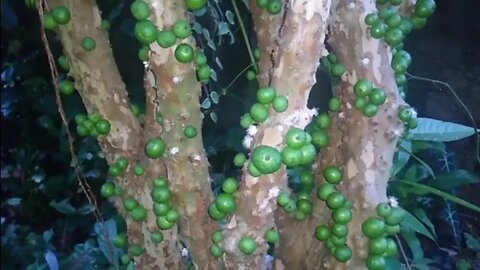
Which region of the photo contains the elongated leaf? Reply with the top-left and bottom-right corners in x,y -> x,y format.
94,219 -> 119,268
406,118 -> 477,142
464,233 -> 480,250
391,139 -> 411,176
413,209 -> 437,238
49,199 -> 76,214
401,231 -> 424,260
432,169 -> 479,190
44,250 -> 58,270
401,209 -> 437,243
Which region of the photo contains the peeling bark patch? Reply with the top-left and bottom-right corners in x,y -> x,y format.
360,140 -> 374,168
347,159 -> 358,179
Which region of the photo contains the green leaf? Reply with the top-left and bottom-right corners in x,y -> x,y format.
464,233 -> 480,250
401,230 -> 424,260
94,219 -> 119,268
76,204 -> 95,215
391,139 -> 411,176
413,209 -> 437,238
404,164 -> 418,182
411,140 -> 446,154
401,208 -> 437,243
385,258 -> 405,270
210,111 -> 218,123
43,229 -> 54,242
432,169 -> 479,190
43,250 -> 58,270
225,10 -> 235,24
210,91 -> 220,104
200,98 -> 211,109
49,199 -> 76,214
406,118 -> 478,142
217,22 -> 231,36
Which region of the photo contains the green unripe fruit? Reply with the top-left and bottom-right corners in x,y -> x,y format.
384,28 -> 404,47
165,209 -> 179,222
113,234 -> 127,247
81,37 -> 96,51
88,112 -> 101,123
277,192 -> 290,207
233,153 -> 246,167
283,199 -> 297,213
398,107 -> 413,122
369,88 -> 386,105
315,113 -> 331,129
257,86 -> 277,104
215,193 -> 237,214
130,0 -> 150,20
145,137 -> 166,159
366,255 -> 386,270
267,0 -> 282,15
115,157 -> 128,170
328,97 -> 341,112
327,53 -> 337,63
75,114 -> 87,124
81,119 -> 95,130
157,30 -> 177,48
411,15 -> 427,29
300,172 -> 313,187
197,64 -> 211,83
310,129 -> 329,149
89,128 -> 98,137
43,13 -> 58,30
330,64 -> 345,77
297,190 -> 311,201
395,50 -> 412,66
331,235 -> 346,246
331,223 -> 348,238
175,43 -> 194,63
246,70 -> 256,80
173,20 -> 192,39
281,146 -> 302,168
114,186 -> 123,196
208,203 -> 226,220
184,125 -> 197,138
120,254 -> 131,265
195,52 -> 207,65
385,238 -> 398,257
129,244 -> 143,256
414,0 -> 436,18
76,125 -> 88,136
362,104 -> 379,118
378,7 -> 395,19
354,97 -> 367,110
332,208 -> 352,224
362,217 -> 386,238
384,207 -> 406,225
211,230 -> 223,243
138,46 -> 149,62
95,119 -> 111,135
370,22 -> 387,39
385,224 -> 401,235
153,177 -> 168,187
354,79 -> 373,97
251,145 -> 282,174
257,0 -> 269,9
265,229 -> 279,243
101,19 -> 111,31
156,216 -> 175,230
376,203 -> 392,218
151,186 -> 172,203
153,202 -> 170,216
151,231 -> 164,244
58,55 -> 69,71
130,104 -> 141,116
123,197 -> 138,211
133,164 -> 145,176
185,0 -> 207,10
317,183 -> 336,201
326,192 -> 345,209
407,117 -> 418,129
398,19 -> 413,35
315,225 -> 330,241
59,80 -> 75,95
240,113 -> 254,128
325,237 -> 335,251
334,245 -> 352,263
300,144 -> 317,166
323,165 -> 342,184
131,206 -> 147,221
391,56 -> 409,74
210,244 -> 223,257
364,13 -> 379,26
390,0 -> 403,5
108,165 -> 122,177
297,199 -> 313,214
100,182 -> 115,198
134,20 -> 158,45
239,236 -> 256,255
250,103 -> 269,123
222,177 -> 238,194
272,95 -> 288,112
369,237 -> 388,255
247,162 -> 262,177
295,210 -> 307,221
285,127 -> 307,149
386,14 -> 402,28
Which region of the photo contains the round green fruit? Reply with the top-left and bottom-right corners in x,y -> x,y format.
364,13 -> 379,26
257,86 -> 277,104
331,223 -> 348,238
240,113 -> 254,129
75,114 -> 87,124
378,7 -> 396,19
385,224 -> 401,235
156,216 -> 175,230
300,144 -> 317,166
153,177 -> 168,187
376,203 -> 392,218
265,229 -> 279,243
185,0 -> 207,10
184,125 -> 197,138
208,203 -> 226,220
369,237 -> 388,255
386,14 -> 402,28
130,0 -> 150,21
283,199 -> 297,213
315,225 -> 330,241
123,197 -> 139,211
384,207 -> 406,225
153,202 -> 171,216
362,217 -> 386,238
317,183 -> 336,201
133,164 -> 145,176
297,199 -> 313,214
59,80 -> 75,95
210,244 -> 223,257
366,255 -> 386,270
332,208 -> 352,224
411,15 -> 427,29
175,43 -> 194,63
211,230 -> 223,243
272,95 -> 288,112
326,192 -> 345,209
398,107 -> 413,122
398,19 -> 413,35
328,97 -> 341,112
315,113 -> 331,129
385,238 -> 398,257
369,88 -> 386,105
101,19 -> 111,31
233,153 -> 246,167
277,192 -> 290,207
267,0 -> 282,15
354,79 -> 373,97
151,186 -> 172,203
145,137 -> 166,159
131,206 -> 147,221
165,209 -> 179,222
138,46 -> 149,62
157,30 -> 177,48
44,13 -> 58,30
120,254 -> 131,265
195,51 -> 207,65
251,145 -> 282,174
246,70 -> 256,80
247,162 -> 262,177
285,127 -> 307,149
81,37 -> 96,51
330,64 -> 345,77
58,55 -> 69,71
239,236 -> 256,255
113,234 -> 127,247
362,104 -> 379,118
222,177 -> 238,194
134,20 -> 158,45
95,119 -> 111,135
384,28 -> 404,47
311,129 -> 329,149
129,244 -> 143,256
197,64 -> 211,83
215,193 -> 237,214
100,182 -> 115,198
414,0 -> 436,18
151,231 -> 164,244
323,165 -> 342,184
250,103 -> 269,123
370,22 -> 387,39
173,20 -> 192,39
334,245 -> 352,263
108,165 -> 122,177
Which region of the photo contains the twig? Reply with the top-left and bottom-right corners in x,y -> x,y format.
395,234 -> 412,270
231,0 -> 258,74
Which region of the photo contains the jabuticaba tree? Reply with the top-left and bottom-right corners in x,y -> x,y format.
39,0 -> 435,269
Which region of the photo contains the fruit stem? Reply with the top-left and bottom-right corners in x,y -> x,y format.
230,0 -> 258,74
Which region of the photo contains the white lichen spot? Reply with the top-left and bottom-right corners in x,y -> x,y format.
257,186 -> 280,213
346,102 -> 352,109
192,154 -> 202,161
243,135 -> 253,149
113,93 -> 120,103
143,61 -> 149,68
181,248 -> 189,257
361,57 -> 370,65
411,108 -> 418,118
173,76 -> 181,84
388,196 -> 399,207
393,128 -> 403,137
339,112 -> 345,119
276,124 -> 284,132
360,141 -> 375,168
247,125 -> 257,136
348,2 -> 355,8
169,147 -> 179,156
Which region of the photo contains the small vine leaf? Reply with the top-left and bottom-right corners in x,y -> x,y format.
210,111 -> 218,123
44,250 -> 59,270
202,28 -> 211,40
49,199 -> 76,214
192,7 -> 207,17
218,22 -> 230,36
192,22 -> 202,34
210,68 -> 218,82
413,208 -> 437,238
406,118 -> 478,142
210,91 -> 220,104
225,10 -> 235,24
401,209 -> 437,243
215,57 -> 223,70
207,39 -> 216,50
464,233 -> 480,250
201,98 -> 211,109
432,169 -> 479,190
401,231 -> 425,260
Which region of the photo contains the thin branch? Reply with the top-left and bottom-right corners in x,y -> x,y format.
231,0 -> 258,74
395,234 -> 413,270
